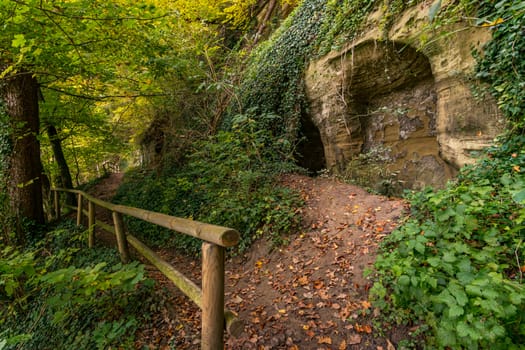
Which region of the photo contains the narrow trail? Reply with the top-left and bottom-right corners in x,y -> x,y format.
87,173 -> 407,350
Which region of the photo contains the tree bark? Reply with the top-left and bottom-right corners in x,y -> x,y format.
46,123 -> 76,205
1,71 -> 45,236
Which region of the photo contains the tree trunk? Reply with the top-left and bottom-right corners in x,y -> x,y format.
1,71 -> 45,237
46,123 -> 76,205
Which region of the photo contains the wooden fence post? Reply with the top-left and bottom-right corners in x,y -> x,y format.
54,190 -> 60,220
88,201 -> 95,248
76,193 -> 83,226
201,242 -> 225,350
112,211 -> 130,263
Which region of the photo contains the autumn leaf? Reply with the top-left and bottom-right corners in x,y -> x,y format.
318,336 -> 332,345
298,275 -> 309,285
355,323 -> 372,333
482,17 -> 504,27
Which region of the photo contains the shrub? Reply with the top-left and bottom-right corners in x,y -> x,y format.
115,112 -> 303,255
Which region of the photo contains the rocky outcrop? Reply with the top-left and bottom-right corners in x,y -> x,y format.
304,3 -> 504,191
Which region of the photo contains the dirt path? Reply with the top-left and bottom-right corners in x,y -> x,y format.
87,173 -> 406,349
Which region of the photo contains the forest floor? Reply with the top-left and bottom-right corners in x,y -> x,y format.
88,172 -> 410,350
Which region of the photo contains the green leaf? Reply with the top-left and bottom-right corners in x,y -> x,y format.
448,283 -> 468,306
512,189 -> 525,204
428,0 -> 442,23
11,34 -> 26,48
398,275 -> 410,286
448,304 -> 464,318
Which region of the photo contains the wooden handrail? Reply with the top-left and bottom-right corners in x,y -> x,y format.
52,187 -> 243,349
54,188 -> 239,247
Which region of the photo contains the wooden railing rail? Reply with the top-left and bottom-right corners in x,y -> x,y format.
51,188 -> 243,350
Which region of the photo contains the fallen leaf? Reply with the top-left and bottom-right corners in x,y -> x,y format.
318,336 -> 332,345
232,295 -> 243,304
298,275 -> 309,286
386,339 -> 396,350
355,323 -> 372,333
348,333 -> 362,345
361,301 -> 372,309
339,339 -> 347,349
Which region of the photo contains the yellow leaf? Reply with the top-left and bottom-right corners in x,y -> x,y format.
482,17 -> 504,27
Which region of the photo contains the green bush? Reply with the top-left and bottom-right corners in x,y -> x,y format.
0,221 -> 153,350
115,112 -> 303,255
372,144 -> 525,348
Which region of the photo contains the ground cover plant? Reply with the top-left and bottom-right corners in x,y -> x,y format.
0,220 -> 154,350
371,1 -> 525,348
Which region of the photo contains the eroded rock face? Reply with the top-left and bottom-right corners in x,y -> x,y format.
304,3 -> 504,190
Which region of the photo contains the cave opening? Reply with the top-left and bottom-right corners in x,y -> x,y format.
295,113 -> 326,173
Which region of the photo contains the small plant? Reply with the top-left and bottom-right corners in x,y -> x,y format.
0,221 -> 154,350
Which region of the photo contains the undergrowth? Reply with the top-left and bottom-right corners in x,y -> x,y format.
0,220 -> 154,350
114,112 -> 303,255
371,1 -> 525,348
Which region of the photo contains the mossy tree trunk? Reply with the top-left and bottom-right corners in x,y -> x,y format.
46,123 -> 76,205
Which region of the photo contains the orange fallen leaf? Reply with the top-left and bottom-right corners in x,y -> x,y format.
339,339 -> 347,349
361,301 -> 372,309
355,323 -> 372,333
298,275 -> 309,285
318,336 -> 332,345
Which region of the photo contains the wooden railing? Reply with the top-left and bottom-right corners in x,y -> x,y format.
52,188 -> 243,350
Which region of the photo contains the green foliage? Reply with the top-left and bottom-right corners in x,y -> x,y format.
0,221 -> 153,349
115,112 -> 303,255
372,145 -> 525,348
371,2 -> 525,348
316,0 -> 377,55
231,0 -> 327,138
475,0 -> 525,135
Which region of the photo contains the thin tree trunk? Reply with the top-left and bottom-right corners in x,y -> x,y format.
253,0 -> 277,45
46,123 -> 76,205
1,71 -> 45,240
